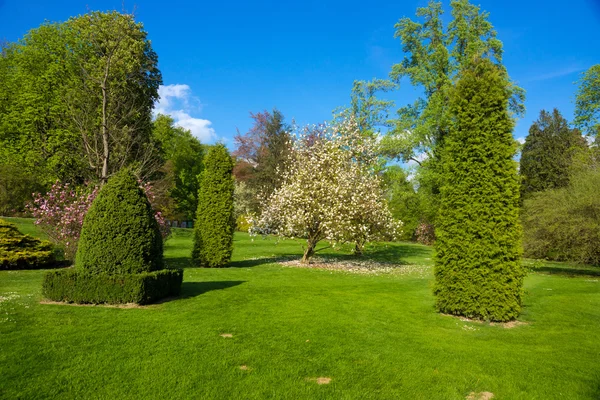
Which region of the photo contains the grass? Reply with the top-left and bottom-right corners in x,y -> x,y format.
1,220 -> 600,399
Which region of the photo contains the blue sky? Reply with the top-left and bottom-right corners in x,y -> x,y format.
1,0 -> 599,149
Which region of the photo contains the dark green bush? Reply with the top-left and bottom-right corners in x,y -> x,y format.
434,59 -> 524,322
42,268 -> 183,305
193,144 -> 235,267
0,218 -> 55,269
522,168 -> 600,265
75,169 -> 163,274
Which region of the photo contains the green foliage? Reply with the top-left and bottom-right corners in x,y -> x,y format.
522,168 -> 600,265
0,11 -> 162,189
193,144 -> 235,267
382,166 -> 419,240
0,218 -> 55,269
76,170 -> 163,275
0,163 -> 45,216
42,268 -> 182,305
434,59 -> 524,322
152,114 -> 204,219
574,64 -> 600,138
520,109 -> 586,199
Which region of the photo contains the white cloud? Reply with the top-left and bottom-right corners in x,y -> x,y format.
154,84 -> 216,143
516,137 -> 526,144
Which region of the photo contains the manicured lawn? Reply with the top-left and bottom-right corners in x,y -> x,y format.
1,220 -> 599,399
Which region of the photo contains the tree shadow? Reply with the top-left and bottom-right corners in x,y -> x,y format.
360,243 -> 433,264
179,280 -> 246,299
532,266 -> 600,278
228,256 -> 297,268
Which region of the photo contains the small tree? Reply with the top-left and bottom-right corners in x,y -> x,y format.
192,144 -> 235,267
76,170 -> 163,275
434,58 -> 523,322
253,118 -> 402,263
575,64 -> 600,140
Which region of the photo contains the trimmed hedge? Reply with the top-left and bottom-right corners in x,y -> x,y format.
76,169 -> 163,275
1,218 -> 55,270
42,268 -> 183,305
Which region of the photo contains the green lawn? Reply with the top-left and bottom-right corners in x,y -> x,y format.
1,220 -> 599,399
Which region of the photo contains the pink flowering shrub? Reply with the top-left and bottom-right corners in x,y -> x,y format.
28,181 -> 170,260
415,221 -> 435,245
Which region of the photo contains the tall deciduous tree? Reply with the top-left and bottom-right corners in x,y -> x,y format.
434,58 -> 523,322
63,11 -> 162,182
232,109 -> 291,213
192,144 -> 235,268
574,64 -> 600,140
520,109 -> 586,199
380,0 -> 524,227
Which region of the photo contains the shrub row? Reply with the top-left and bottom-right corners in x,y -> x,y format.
42,268 -> 183,305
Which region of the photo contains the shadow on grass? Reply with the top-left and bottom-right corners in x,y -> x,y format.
179,280 -> 245,299
360,243 -> 432,264
229,256 -> 297,268
164,257 -> 193,269
532,266 -> 600,278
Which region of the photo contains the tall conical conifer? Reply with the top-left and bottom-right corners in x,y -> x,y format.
434,58 -> 524,322
193,144 -> 235,267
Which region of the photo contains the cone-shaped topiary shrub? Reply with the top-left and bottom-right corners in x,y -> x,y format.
0,218 -> 55,269
43,170 -> 182,304
75,169 -> 163,274
434,58 -> 524,322
193,144 -> 235,267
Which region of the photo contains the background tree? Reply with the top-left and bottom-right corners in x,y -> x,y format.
520,109 -> 587,199
574,64 -> 600,140
434,59 -> 523,322
522,168 -> 600,265
379,0 -> 524,229
232,109 -> 291,214
192,144 -> 235,268
334,79 -> 397,137
152,114 -> 204,220
253,118 -> 401,262
62,11 -> 162,183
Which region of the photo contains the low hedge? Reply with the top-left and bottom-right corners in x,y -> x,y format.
42,268 -> 183,305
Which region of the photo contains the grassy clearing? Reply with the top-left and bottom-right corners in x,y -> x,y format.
1,220 -> 599,399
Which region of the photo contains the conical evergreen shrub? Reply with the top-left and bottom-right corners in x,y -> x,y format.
75,169 -> 163,274
193,144 -> 235,267
434,59 -> 524,322
43,170 -> 182,304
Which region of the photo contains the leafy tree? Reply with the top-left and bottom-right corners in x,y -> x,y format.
192,144 -> 235,267
253,118 -> 402,262
76,169 -> 163,275
152,114 -> 204,219
62,11 -> 162,182
522,167 -> 600,265
380,0 -> 524,228
233,109 -> 291,214
335,79 -> 397,137
434,58 -> 523,322
382,166 -> 419,240
520,109 -> 587,199
574,64 -> 600,139
0,11 -> 162,187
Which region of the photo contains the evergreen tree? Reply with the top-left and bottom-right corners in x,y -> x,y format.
193,144 -> 235,267
434,58 -> 523,322
520,109 -> 586,199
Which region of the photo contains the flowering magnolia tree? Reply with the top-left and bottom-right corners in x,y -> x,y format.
251,118 -> 402,263
28,181 -> 170,260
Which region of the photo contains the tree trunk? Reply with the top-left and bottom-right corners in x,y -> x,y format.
301,236 -> 318,264
354,241 -> 364,256
101,66 -> 110,185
